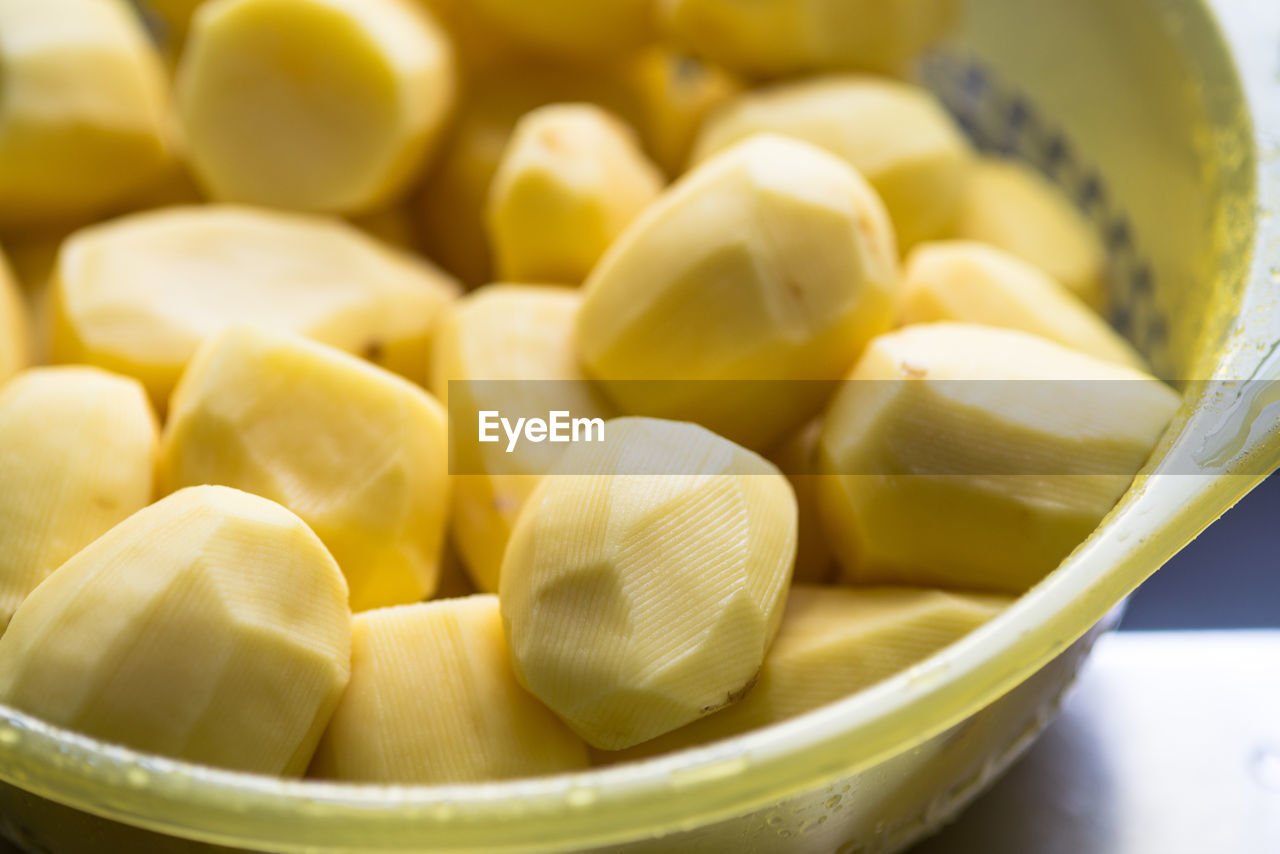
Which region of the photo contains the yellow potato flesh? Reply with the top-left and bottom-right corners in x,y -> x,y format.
0,251 -> 28,385
578,134 -> 899,451
430,285 -> 614,592
410,53 -> 728,285
600,586 -> 1009,761
951,158 -> 1108,306
411,61 -> 635,287
50,205 -> 458,410
311,595 -> 590,783
470,0 -> 656,63
145,0 -> 208,45
177,0 -> 456,213
623,48 -> 742,177
500,417 -> 797,750
661,0 -> 960,79
766,420 -> 834,584
0,0 -> 172,228
487,104 -> 664,285
0,367 -> 157,629
161,326 -> 451,612
0,486 -> 351,775
817,323 -> 1181,593
348,203 -> 421,253
692,75 -> 973,249
433,538 -> 479,600
2,231 -> 66,367
901,241 -> 1146,369
410,0 -> 517,70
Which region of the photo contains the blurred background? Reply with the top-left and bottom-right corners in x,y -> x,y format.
1121,471 -> 1279,629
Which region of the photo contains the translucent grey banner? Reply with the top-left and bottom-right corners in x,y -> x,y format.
446,380 -> 1280,476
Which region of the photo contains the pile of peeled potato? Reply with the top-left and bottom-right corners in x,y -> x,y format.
0,0 -> 1179,783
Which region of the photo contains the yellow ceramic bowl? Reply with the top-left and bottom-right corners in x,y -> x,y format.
1,0 -> 1277,851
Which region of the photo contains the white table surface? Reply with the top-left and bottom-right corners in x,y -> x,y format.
910,630 -> 1280,854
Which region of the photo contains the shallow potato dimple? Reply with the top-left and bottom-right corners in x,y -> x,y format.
500,418 -> 797,750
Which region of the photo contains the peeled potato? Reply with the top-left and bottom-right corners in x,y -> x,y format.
411,61 -> 634,287
622,49 -> 743,176
161,326 -> 450,612
177,0 -> 456,213
500,417 -> 798,750
0,368 -> 157,629
817,323 -> 1181,593
50,205 -> 458,410
600,586 -> 1009,761
578,134 -> 899,451
661,0 -> 960,79
0,486 -> 351,776
0,251 -> 27,385
470,0 -> 655,63
692,76 -> 973,249
0,0 -> 172,228
901,241 -> 1145,368
410,53 -> 719,285
951,158 -> 1107,306
766,421 -> 834,584
311,596 -> 590,783
430,285 -> 614,592
412,90 -> 521,287
487,104 -> 664,284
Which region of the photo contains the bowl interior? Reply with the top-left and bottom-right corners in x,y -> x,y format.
0,1 -> 1268,852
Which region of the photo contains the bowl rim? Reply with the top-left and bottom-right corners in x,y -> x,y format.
2,0 -> 1278,850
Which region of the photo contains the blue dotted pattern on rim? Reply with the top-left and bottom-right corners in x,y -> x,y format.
918,53 -> 1171,371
